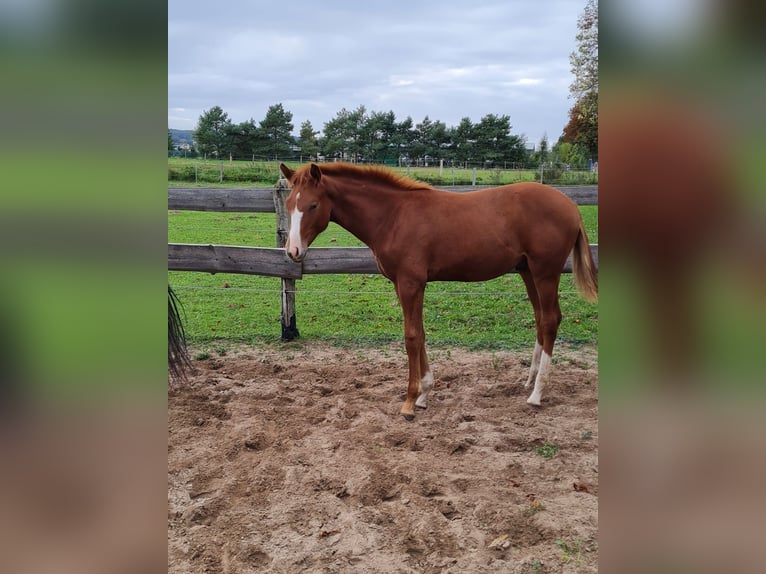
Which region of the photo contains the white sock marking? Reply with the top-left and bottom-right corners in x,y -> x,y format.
525,342 -> 543,389
527,351 -> 551,406
415,371 -> 434,409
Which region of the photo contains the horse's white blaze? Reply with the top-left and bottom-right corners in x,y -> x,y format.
527,351 -> 551,406
415,371 -> 434,409
287,206 -> 304,257
525,341 -> 543,389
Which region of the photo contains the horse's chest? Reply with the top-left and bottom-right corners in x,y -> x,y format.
372,253 -> 395,281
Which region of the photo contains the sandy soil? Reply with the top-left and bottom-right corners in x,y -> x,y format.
168,342 -> 598,573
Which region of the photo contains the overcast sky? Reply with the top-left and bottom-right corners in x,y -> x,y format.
168,0 -> 583,146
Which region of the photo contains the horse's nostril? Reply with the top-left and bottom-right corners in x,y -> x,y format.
287,245 -> 303,262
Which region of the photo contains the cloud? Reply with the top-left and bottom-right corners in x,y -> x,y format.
168,0 -> 583,142
513,78 -> 543,86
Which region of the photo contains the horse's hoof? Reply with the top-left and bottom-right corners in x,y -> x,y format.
416,404 -> 427,411
402,413 -> 415,421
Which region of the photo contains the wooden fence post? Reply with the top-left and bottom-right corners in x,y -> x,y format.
273,178 -> 299,341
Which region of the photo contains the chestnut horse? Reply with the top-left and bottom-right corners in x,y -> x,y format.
279,162 -> 597,420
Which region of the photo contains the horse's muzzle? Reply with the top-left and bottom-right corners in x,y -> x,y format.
286,245 -> 305,263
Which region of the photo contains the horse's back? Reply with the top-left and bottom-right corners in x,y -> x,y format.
391,182 -> 582,281
439,182 -> 582,235
482,181 -> 578,212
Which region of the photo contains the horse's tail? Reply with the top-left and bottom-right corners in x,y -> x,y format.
572,222 -> 598,303
168,285 -> 192,380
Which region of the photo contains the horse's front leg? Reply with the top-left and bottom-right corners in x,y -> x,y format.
397,279 -> 426,420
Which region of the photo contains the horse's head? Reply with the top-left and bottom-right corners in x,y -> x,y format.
279,163 -> 332,262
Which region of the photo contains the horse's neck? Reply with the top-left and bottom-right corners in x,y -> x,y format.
328,181 -> 399,248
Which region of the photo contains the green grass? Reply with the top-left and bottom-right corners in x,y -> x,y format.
556,539 -> 586,563
521,560 -> 543,573
168,158 -> 284,185
168,157 -> 598,187
535,442 -> 561,459
168,201 -> 598,349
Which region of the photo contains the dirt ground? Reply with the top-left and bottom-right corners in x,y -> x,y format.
168,342 -> 598,573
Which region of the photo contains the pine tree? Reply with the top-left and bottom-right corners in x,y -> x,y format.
298,120 -> 320,159
193,106 -> 231,158
259,104 -> 294,160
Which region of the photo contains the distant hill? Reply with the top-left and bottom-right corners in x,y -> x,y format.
169,128 -> 194,146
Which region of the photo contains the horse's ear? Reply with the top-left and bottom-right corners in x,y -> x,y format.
279,163 -> 294,180
309,163 -> 322,183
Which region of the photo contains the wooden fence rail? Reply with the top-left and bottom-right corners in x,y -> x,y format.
168,180 -> 598,339
167,244 -> 599,278
168,185 -> 598,212
168,187 -> 276,212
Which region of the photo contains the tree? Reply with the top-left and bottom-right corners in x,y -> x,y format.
564,0 -> 598,159
259,103 -> 294,159
569,0 -> 597,100
168,131 -> 174,151
452,117 -> 475,164
410,116 -> 433,162
427,119 -> 450,161
552,140 -> 588,169
362,110 -> 398,162
298,120 -> 320,160
391,116 -> 414,164
562,91 -> 598,159
474,114 -> 523,165
406,116 -> 448,163
323,108 -> 352,159
536,133 -> 550,167
194,106 -> 232,158
323,105 -> 367,160
227,118 -> 263,158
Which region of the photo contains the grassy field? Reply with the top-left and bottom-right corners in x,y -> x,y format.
168,157 -> 598,187
168,200 -> 598,352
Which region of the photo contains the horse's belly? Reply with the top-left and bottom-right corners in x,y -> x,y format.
428,254 -> 520,282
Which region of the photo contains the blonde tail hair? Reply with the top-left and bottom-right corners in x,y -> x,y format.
572,222 -> 598,302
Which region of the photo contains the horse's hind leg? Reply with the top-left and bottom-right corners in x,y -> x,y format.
526,274 -> 562,406
520,270 -> 543,389
526,341 -> 543,390
415,346 -> 433,409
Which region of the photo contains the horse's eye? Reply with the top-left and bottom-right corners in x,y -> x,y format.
309,202 -> 319,211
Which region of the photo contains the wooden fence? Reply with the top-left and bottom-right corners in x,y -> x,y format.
168,181 -> 598,340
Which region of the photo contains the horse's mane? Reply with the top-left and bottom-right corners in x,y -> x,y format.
295,162 -> 432,191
